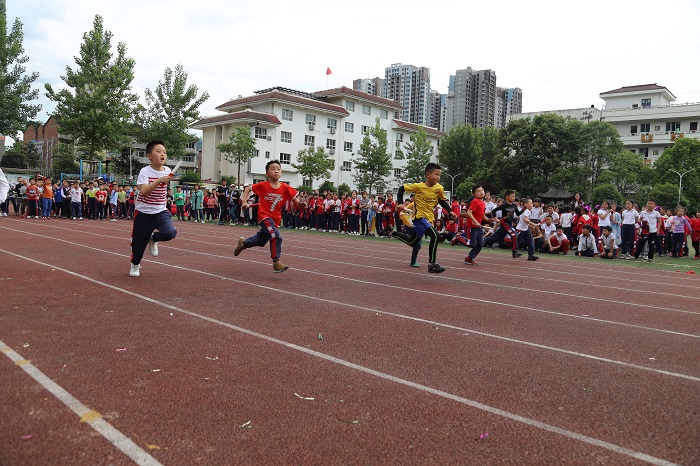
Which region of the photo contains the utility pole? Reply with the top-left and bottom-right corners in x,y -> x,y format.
668,168 -> 695,205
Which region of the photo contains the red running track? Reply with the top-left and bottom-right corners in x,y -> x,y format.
1,217 -> 699,465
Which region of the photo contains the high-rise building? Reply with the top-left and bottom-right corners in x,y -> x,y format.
352,77 -> 385,97
383,63 -> 431,126
444,67 -> 497,131
428,90 -> 445,131
496,87 -> 523,128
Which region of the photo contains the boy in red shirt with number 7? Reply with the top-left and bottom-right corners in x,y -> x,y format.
463,185 -> 486,265
234,160 -> 304,272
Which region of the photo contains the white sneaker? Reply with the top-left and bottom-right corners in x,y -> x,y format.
201,220 -> 205,224
129,263 -> 141,277
111,218 -> 117,222
72,217 -> 76,220
148,235 -> 159,256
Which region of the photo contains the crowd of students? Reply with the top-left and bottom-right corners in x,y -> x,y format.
3,174 -> 699,262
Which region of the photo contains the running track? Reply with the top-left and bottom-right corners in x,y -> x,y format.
1,217 -> 699,465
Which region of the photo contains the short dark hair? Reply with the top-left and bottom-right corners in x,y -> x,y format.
265,159 -> 281,171
425,162 -> 442,174
582,224 -> 592,232
471,185 -> 482,194
504,189 -> 515,197
146,140 -> 166,154
603,225 -> 612,232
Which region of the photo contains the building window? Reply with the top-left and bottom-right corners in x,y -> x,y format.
186,141 -> 196,149
666,121 -> 681,132
641,98 -> 651,108
640,123 -> 650,133
344,142 -> 353,152
380,109 -> 388,119
253,149 -> 260,158
306,114 -> 316,125
655,125 -> 661,131
281,131 -> 292,143
265,151 -> 270,159
254,127 -> 267,139
280,153 -> 291,165
345,122 -> 354,133
690,122 -> 698,132
394,168 -> 401,178
282,109 -> 293,121
327,118 -> 337,129
302,179 -> 312,187
362,104 -> 371,115
630,125 -> 638,135
361,125 -> 370,135
342,161 -> 352,172
394,150 -> 401,158
639,147 -> 649,158
346,101 -> 355,112
396,133 -> 404,141
326,139 -> 336,150
305,135 -> 315,146
653,149 -> 659,155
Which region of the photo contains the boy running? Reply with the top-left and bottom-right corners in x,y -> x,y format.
463,185 -> 486,265
515,198 -> 540,261
233,160 -> 303,272
387,162 -> 452,273
129,141 -> 177,277
484,189 -> 523,258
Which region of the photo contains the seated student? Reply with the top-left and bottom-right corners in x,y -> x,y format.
537,216 -> 557,252
451,209 -> 470,246
576,224 -> 597,257
444,217 -> 458,243
546,225 -> 570,254
599,225 -> 618,259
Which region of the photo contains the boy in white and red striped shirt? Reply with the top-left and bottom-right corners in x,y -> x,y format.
129,141 -> 177,277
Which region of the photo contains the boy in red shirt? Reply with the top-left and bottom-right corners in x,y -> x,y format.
463,185 -> 486,265
234,160 -> 303,272
25,179 -> 40,218
95,184 -> 108,220
690,209 -> 700,260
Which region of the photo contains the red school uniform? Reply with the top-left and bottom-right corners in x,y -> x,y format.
467,198 -> 486,227
689,217 -> 700,242
251,181 -> 298,227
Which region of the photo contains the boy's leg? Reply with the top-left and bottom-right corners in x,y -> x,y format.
152,211 -> 177,243
647,233 -> 656,260
131,212 -> 157,265
260,218 -> 283,261
243,222 -> 271,250
468,227 -> 484,259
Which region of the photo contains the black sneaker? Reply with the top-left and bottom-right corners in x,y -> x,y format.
527,255 -> 539,261
428,262 -> 446,273
382,225 -> 394,238
512,252 -> 522,258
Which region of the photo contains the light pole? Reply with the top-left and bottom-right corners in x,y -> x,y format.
668,168 -> 695,205
443,172 -> 462,198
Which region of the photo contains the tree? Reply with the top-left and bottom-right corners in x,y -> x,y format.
110,147 -> 145,179
437,124 -> 482,183
353,117 -> 392,194
318,180 -> 336,194
337,183 -> 351,196
647,182 -> 688,210
603,150 -> 651,196
291,146 -> 333,189
580,121 -> 624,194
591,183 -> 621,206
138,64 -> 209,159
51,142 -> 80,178
0,140 -> 28,168
179,171 -> 201,184
217,126 -> 256,185
45,15 -> 139,158
401,127 -> 433,183
0,3 -> 41,137
652,138 -> 700,207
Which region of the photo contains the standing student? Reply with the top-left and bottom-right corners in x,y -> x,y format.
174,186 -> 186,220
129,141 -> 177,277
70,182 -> 83,220
689,209 -> 700,260
463,185 -> 486,265
515,198 -> 540,261
216,179 -> 229,225
669,206 -> 692,258
634,199 -> 661,262
620,199 -> 639,258
26,179 -> 40,218
233,160 -> 302,273
387,162 -> 451,273
189,184 -> 204,223
109,184 -> 119,221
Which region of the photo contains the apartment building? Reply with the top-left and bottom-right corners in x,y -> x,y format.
191,86 -> 443,191
383,63 -> 432,127
444,67 -> 497,131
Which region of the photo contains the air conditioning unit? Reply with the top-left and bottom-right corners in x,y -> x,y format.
330,149 -> 336,155
266,136 -> 272,141
330,127 -> 336,134
308,123 -> 315,130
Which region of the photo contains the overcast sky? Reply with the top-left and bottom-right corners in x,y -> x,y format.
7,0 -> 700,141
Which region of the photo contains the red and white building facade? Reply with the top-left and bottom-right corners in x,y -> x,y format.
191,86 -> 443,190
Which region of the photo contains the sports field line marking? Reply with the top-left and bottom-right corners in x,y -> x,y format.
1,244 -> 698,385
0,251 -> 680,466
7,222 -> 697,316
0,341 -> 162,466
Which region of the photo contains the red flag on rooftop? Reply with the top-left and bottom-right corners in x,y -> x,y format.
326,67 -> 332,75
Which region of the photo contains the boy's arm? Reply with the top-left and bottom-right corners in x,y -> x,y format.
465,208 -> 480,228
139,173 -> 171,198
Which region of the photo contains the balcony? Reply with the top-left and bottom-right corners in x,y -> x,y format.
618,130 -> 700,145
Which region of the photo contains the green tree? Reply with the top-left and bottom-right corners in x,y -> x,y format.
110,147 -> 145,179
652,138 -> 700,206
401,127 -> 433,183
337,183 -> 351,195
318,180 -> 336,194
296,184 -> 312,194
602,150 -> 651,196
0,3 -> 41,137
437,124 -> 482,182
580,121 -> 624,194
45,15 -> 138,158
648,182 -> 688,210
1,140 -> 28,168
179,171 -> 202,184
292,146 -> 333,189
353,117 -> 392,194
51,142 -> 80,178
217,126 -> 256,185
138,64 -> 209,159
591,183 -> 621,205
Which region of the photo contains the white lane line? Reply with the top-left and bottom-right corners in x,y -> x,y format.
1,246 -> 698,385
0,251 -> 679,466
0,341 -> 162,466
5,223 -> 697,317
